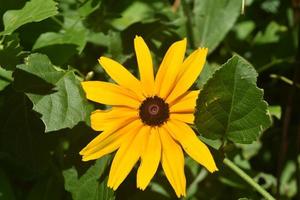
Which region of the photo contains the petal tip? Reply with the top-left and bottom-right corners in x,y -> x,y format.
208,166 -> 219,173
137,185 -> 146,191
81,156 -> 89,162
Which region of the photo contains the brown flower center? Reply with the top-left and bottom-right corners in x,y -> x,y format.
139,96 -> 169,126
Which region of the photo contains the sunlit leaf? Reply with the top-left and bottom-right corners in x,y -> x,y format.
254,21 -> 287,45
33,30 -> 87,54
0,67 -> 12,91
78,0 -> 102,17
195,55 -> 272,144
0,0 -> 58,35
268,105 -> 281,119
193,0 -> 242,52
14,53 -> 92,132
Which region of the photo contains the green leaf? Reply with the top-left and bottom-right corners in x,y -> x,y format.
280,161 -> 298,198
0,67 -> 12,91
33,30 -> 86,53
0,34 -> 25,70
233,21 -> 256,40
14,53 -> 92,132
197,62 -> 221,89
0,0 -> 58,35
78,0 -> 102,18
254,172 -> 276,190
268,105 -> 281,119
253,21 -> 287,45
193,0 -> 242,52
195,55 -> 272,144
63,156 -> 115,200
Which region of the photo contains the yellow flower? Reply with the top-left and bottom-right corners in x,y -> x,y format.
80,36 -> 218,197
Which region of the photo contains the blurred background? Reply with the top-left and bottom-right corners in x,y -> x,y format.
0,0 -> 299,199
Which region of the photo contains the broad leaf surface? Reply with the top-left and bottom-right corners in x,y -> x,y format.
195,55 -> 272,144
14,54 -> 91,132
0,0 -> 58,35
193,0 -> 241,52
197,62 -> 221,89
63,156 -> 115,200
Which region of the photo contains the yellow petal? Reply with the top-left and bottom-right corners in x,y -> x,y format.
108,125 -> 148,190
167,48 -> 208,103
170,113 -> 194,124
155,38 -> 186,99
98,57 -> 144,100
91,107 -> 138,131
80,120 -> 142,161
165,120 -> 218,173
169,90 -> 200,113
137,127 -> 161,190
159,127 -> 186,197
134,36 -> 154,96
81,81 -> 140,108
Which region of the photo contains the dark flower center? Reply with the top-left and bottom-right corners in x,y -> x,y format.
139,96 -> 169,126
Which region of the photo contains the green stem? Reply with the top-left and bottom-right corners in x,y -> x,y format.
270,73 -> 300,89
51,16 -> 64,27
223,158 -> 275,200
257,57 -> 294,73
181,0 -> 195,48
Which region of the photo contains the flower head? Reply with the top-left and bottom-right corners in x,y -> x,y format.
80,36 -> 218,197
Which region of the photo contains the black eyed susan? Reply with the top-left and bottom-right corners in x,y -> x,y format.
80,36 -> 218,197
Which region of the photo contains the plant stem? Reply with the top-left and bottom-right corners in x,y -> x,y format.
223,158 -> 275,200
257,57 -> 294,73
270,73 -> 300,88
181,0 -> 195,48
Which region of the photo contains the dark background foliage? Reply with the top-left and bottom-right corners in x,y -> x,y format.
0,0 -> 299,199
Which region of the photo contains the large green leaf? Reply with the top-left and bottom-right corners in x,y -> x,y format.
0,0 -> 58,35
197,62 -> 221,89
63,156 -> 115,200
33,30 -> 86,53
195,55 -> 271,144
14,54 -> 92,132
193,0 -> 242,52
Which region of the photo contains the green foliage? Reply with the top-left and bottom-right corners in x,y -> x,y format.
0,0 -> 298,199
0,0 -> 58,35
0,34 -> 25,70
14,54 -> 92,132
63,156 -> 115,200
193,0 -> 242,52
0,67 -> 12,91
195,56 -> 272,144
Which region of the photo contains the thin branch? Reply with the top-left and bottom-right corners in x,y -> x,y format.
223,158 -> 275,200
181,0 -> 195,48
